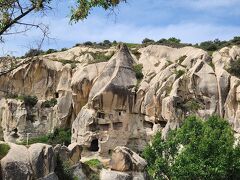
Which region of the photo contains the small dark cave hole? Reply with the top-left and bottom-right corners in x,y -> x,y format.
55,92 -> 59,98
89,139 -> 99,152
11,128 -> 19,138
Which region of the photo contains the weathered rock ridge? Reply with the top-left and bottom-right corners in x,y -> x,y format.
1,44 -> 240,156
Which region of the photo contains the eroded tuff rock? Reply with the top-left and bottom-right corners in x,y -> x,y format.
0,142 -> 83,180
1,44 -> 240,157
110,146 -> 147,172
28,143 -> 56,179
0,142 -> 33,180
0,142 -> 59,180
71,44 -> 151,155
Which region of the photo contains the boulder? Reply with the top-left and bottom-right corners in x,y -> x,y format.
28,143 -> 56,179
110,146 -> 147,172
100,169 -> 131,180
68,143 -> 82,165
38,172 -> 59,180
0,143 -> 33,180
53,144 -> 82,166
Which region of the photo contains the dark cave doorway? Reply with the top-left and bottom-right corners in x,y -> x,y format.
89,139 -> 99,152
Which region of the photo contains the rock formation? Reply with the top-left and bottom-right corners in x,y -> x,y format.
1,43 -> 240,158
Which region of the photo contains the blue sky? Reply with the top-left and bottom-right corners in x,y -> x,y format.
1,0 -> 240,56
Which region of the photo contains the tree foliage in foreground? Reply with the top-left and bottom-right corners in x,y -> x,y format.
0,0 -> 126,39
143,116 -> 240,180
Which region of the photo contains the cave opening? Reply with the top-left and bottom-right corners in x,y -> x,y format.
55,92 -> 59,98
89,139 -> 99,152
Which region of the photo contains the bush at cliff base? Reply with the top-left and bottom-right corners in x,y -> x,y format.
143,116 -> 240,180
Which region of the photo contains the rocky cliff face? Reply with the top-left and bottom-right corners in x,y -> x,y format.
0,44 -> 240,156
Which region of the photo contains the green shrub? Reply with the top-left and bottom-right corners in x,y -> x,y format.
175,69 -> 185,79
89,52 -> 113,64
24,49 -> 44,57
182,99 -> 201,112
131,49 -> 141,60
61,48 -> 68,51
143,116 -> 240,180
133,64 -> 144,80
103,40 -> 111,46
142,38 -> 155,44
227,58 -> 240,78
45,49 -> 57,54
0,143 -> 10,159
48,128 -> 71,146
18,95 -> 38,107
231,36 -> 240,45
168,37 -> 181,44
41,98 -> 57,108
5,93 -> 18,99
178,55 -> 187,64
84,159 -> 103,169
83,41 -> 93,46
55,155 -> 74,180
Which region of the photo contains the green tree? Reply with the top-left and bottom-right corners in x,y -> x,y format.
142,38 -> 155,44
143,116 -> 240,180
227,58 -> 240,78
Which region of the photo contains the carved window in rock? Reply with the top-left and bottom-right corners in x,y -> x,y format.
99,124 -> 110,131
97,112 -> 105,119
89,123 -> 98,132
113,122 -> 123,130
143,121 -> 154,129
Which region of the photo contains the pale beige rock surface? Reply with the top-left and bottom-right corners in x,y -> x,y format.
1,44 -> 240,158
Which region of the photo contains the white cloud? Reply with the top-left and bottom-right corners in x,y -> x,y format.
1,12 -> 240,56
171,0 -> 240,10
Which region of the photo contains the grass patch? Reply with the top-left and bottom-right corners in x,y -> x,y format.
41,98 -> 57,108
52,59 -> 77,69
19,128 -> 71,146
175,69 -> 185,79
178,55 -> 187,64
88,52 -> 113,64
227,58 -> 240,78
0,143 -> 10,159
84,159 -> 103,169
19,135 -> 49,145
125,43 -> 141,49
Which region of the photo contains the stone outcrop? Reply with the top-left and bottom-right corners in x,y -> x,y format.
0,142 -> 57,180
110,146 -> 147,172
28,143 -> 56,179
53,143 -> 82,166
99,146 -> 148,180
1,143 -> 33,180
1,43 -> 240,158
100,169 -> 132,180
71,44 -> 151,155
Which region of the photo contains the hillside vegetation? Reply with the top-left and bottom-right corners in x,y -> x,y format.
143,116 -> 240,180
